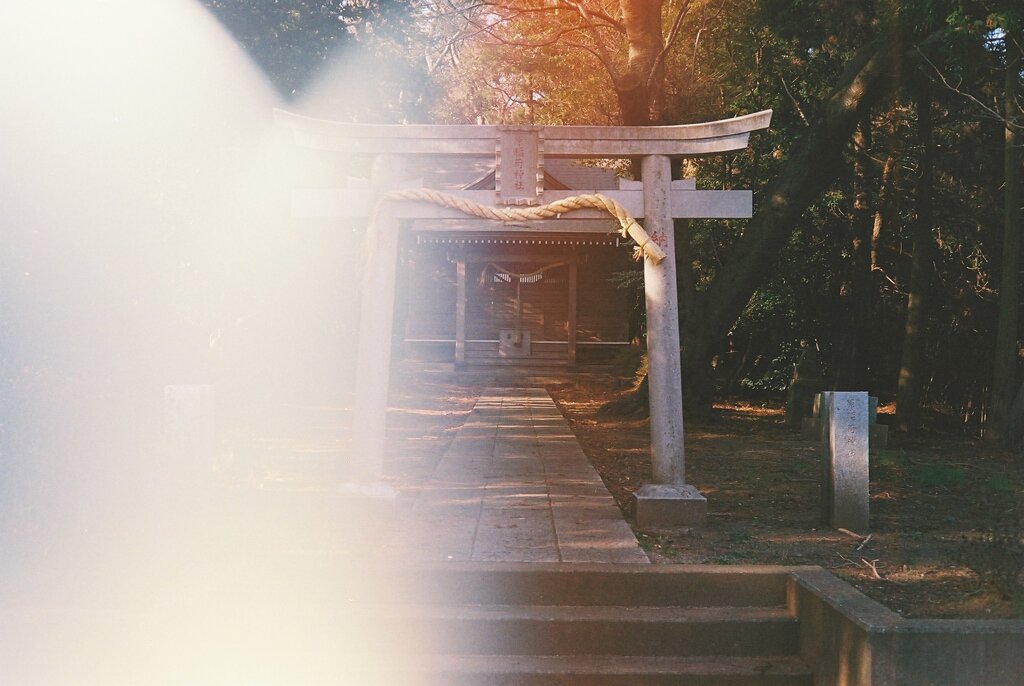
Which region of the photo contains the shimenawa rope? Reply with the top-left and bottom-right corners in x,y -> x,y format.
375,188 -> 667,264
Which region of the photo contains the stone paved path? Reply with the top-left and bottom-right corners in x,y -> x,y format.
383,387 -> 649,563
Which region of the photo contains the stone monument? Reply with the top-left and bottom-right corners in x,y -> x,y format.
819,391 -> 870,532
803,392 -> 888,452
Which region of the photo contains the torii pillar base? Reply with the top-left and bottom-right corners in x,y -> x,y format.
633,484 -> 707,531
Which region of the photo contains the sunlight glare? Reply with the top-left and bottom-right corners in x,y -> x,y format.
0,2 -> 397,683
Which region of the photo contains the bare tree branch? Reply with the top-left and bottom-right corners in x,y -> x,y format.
484,24 -> 593,49
440,0 -> 623,32
645,0 -> 692,95
558,0 -> 622,85
687,0 -> 726,89
916,45 -> 1024,133
554,1 -> 626,33
780,75 -> 811,126
434,0 -> 620,75
562,40 -> 611,66
442,1 -> 593,51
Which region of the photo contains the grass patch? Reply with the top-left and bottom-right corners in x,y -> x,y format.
911,463 -> 965,489
984,475 -> 1016,494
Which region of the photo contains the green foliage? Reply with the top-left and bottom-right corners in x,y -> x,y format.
729,530 -> 754,544
947,3 -> 1021,35
729,288 -> 804,392
201,0 -> 434,120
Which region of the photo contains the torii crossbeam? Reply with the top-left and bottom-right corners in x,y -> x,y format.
276,109 -> 772,528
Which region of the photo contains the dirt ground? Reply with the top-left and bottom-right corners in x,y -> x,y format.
546,374 -> 1024,620
385,369 -> 1023,620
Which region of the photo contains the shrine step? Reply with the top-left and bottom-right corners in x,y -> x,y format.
387,564 -> 791,608
362,604 -> 799,657
464,340 -> 569,366
337,564 -> 813,686
390,655 -> 813,686
465,358 -> 569,367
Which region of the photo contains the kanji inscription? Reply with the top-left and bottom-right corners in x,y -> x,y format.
496,127 -> 542,205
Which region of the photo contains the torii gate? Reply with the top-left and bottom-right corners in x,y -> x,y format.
275,109 -> 772,528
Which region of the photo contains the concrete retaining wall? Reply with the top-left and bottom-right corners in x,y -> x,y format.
788,568 -> 1024,685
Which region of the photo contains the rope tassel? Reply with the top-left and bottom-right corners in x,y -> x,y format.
378,189 -> 668,264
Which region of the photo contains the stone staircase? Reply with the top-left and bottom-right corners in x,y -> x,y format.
350,564 -> 813,685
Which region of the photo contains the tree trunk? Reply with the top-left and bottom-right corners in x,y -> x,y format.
895,82 -> 936,433
871,153 -> 896,270
617,0 -> 665,126
680,33 -> 902,406
988,32 -> 1022,443
605,1 -> 682,416
1005,378 -> 1024,452
834,116 -> 876,390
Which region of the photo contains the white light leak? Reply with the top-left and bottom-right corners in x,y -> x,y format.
0,2 -> 409,683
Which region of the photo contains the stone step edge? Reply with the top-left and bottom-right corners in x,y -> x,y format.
374,563 -> 801,607
372,604 -> 796,623
382,654 -> 813,677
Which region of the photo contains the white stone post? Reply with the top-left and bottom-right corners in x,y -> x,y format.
349,154 -> 404,491
823,392 -> 870,532
632,155 -> 706,529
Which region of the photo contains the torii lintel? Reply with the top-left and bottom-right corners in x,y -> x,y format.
273,109 -> 773,159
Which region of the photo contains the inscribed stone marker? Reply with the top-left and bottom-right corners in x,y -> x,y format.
824,392 -> 870,532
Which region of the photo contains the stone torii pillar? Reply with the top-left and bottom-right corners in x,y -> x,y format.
349,154 -> 404,487
275,110 -> 772,524
631,155 -> 706,528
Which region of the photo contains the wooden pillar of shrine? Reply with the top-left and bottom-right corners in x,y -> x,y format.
567,255 -> 578,366
455,254 -> 467,368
